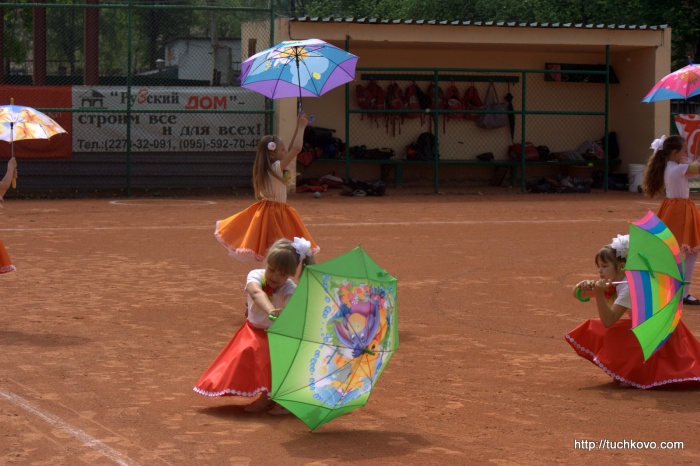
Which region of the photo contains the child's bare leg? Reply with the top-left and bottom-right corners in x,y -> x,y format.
242,394 -> 272,412
267,403 -> 291,416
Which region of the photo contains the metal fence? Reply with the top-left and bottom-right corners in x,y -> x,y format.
1,1 -> 274,195
341,65 -> 614,193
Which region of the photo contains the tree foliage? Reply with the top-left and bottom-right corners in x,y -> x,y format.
304,0 -> 699,68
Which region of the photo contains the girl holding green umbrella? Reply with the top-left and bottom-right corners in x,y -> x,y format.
193,237 -> 315,414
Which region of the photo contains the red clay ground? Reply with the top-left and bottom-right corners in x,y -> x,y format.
2,189 -> 700,465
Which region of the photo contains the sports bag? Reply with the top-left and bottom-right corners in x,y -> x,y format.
385,81 -> 405,136
404,81 -> 425,123
446,83 -> 464,120
463,85 -> 483,121
476,82 -> 509,130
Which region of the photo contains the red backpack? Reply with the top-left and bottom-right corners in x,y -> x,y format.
362,80 -> 384,128
386,82 -> 405,111
404,82 -> 422,118
356,83 -> 374,111
446,83 -> 464,120
385,82 -> 405,136
367,80 -> 385,110
463,85 -> 483,121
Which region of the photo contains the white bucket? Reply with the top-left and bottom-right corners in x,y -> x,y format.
628,163 -> 645,193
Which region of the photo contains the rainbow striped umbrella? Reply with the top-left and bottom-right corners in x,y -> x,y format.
626,211 -> 688,361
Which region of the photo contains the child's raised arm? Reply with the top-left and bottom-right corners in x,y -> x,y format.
0,157 -> 17,199
280,113 -> 309,170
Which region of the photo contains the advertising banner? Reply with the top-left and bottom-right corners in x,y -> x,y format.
71,86 -> 266,153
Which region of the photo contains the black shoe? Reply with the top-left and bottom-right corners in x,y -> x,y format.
683,295 -> 700,305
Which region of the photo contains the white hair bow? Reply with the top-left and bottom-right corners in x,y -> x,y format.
650,135 -> 666,152
611,234 -> 629,259
292,237 -> 312,260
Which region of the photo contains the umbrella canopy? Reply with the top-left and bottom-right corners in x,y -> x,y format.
626,211 -> 687,361
267,246 -> 398,431
0,101 -> 67,144
0,100 -> 67,188
642,62 -> 700,103
240,38 -> 358,104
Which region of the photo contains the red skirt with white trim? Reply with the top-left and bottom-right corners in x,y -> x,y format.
193,320 -> 271,398
565,319 -> 700,389
0,239 -> 15,274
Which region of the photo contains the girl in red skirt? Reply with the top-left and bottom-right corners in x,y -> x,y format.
642,134 -> 700,304
215,112 -> 319,263
566,236 -> 700,388
194,237 -> 315,414
0,157 -> 17,274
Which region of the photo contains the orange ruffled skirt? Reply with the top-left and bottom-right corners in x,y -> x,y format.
0,239 -> 15,274
215,200 -> 319,263
566,319 -> 700,388
193,320 -> 271,398
657,198 -> 700,253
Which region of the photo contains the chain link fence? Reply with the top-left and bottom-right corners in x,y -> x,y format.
1,1 -> 274,195
342,67 -> 614,192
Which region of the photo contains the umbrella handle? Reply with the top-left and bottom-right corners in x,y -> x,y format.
576,287 -> 590,302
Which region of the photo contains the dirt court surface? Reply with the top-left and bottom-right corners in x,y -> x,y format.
2,189 -> 700,465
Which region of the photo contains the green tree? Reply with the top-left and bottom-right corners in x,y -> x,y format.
303,0 -> 699,68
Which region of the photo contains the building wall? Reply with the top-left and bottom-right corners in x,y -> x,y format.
274,19 -> 671,179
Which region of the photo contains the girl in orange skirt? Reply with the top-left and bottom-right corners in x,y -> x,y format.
642,134 -> 700,304
0,157 -> 17,274
194,237 -> 315,414
215,113 -> 319,263
566,237 -> 700,388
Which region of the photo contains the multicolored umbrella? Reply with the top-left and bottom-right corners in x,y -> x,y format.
625,211 -> 687,361
0,99 -> 67,188
267,246 -> 398,431
240,38 -> 358,109
642,60 -> 700,102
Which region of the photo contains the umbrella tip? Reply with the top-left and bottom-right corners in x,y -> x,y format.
10,97 -> 13,105
689,56 -> 695,65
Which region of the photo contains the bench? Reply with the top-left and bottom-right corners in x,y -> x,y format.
314,157 -> 619,191
314,158 -> 519,188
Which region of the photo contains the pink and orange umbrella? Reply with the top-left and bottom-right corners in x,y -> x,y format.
0,98 -> 67,188
642,61 -> 700,103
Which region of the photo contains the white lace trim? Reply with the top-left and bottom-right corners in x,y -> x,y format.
214,222 -> 320,263
193,386 -> 269,397
565,334 -> 700,389
214,223 -> 266,263
0,264 -> 16,274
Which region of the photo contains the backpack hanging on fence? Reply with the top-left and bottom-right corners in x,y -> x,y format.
404,81 -> 427,125
463,84 -> 483,121
385,81 -> 405,136
355,83 -> 375,121
367,80 -> 385,128
446,83 -> 465,121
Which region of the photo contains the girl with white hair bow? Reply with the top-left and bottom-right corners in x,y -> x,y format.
642,134 -> 700,305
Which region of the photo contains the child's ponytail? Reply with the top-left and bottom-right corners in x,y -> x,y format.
642,135 -> 686,198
